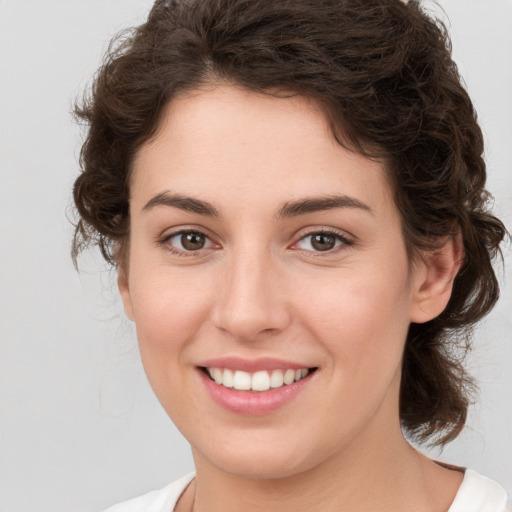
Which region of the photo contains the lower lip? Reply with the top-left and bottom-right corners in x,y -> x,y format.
198,369 -> 314,415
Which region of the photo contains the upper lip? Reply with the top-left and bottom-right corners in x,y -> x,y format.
197,356 -> 316,373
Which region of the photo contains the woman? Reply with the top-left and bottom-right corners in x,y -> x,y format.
72,0 -> 510,510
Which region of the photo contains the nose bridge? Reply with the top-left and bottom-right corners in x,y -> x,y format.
213,240 -> 290,341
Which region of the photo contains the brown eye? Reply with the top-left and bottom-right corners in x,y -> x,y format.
162,229 -> 218,257
294,230 -> 350,253
311,233 -> 336,251
180,232 -> 206,250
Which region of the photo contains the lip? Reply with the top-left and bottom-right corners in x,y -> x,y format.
197,356 -> 312,373
197,360 -> 317,416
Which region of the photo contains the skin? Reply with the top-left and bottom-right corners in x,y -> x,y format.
119,83 -> 463,512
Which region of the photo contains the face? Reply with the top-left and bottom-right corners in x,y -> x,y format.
120,84 -> 438,480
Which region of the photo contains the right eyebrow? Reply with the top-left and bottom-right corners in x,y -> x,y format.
142,191 -> 221,217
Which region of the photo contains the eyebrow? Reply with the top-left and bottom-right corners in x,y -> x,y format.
275,195 -> 373,219
142,192 -> 221,217
142,191 -> 373,218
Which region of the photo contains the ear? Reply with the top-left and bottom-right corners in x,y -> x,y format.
409,233 -> 464,324
117,265 -> 134,321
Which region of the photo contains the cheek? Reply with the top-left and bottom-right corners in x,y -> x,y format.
296,265 -> 413,376
291,271 -> 412,444
127,266 -> 214,372
127,273 -> 214,422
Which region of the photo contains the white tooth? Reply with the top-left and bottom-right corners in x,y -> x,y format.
233,370 -> 252,390
284,369 -> 295,385
212,368 -> 223,385
270,369 -> 284,388
295,369 -> 302,381
223,369 -> 234,388
208,368 -> 215,379
252,371 -> 271,391
301,368 -> 308,378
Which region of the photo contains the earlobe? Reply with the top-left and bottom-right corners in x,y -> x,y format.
117,266 -> 134,321
409,233 -> 464,324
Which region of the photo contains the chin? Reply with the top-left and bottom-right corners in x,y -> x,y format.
192,430 -> 333,481
211,452 -> 310,481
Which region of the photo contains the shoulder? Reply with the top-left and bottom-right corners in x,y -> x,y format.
449,469 -> 511,512
103,473 -> 195,512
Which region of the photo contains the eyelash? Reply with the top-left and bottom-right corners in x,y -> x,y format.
157,228 -> 353,258
157,229 -> 218,258
291,229 -> 353,255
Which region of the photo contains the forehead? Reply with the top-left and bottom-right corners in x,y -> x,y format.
148,83 -> 336,160
131,83 -> 394,215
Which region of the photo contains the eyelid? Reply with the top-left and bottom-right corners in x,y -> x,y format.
289,227 -> 354,253
156,225 -> 354,257
157,226 -> 221,256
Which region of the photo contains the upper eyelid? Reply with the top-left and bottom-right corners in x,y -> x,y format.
157,227 -> 218,254
293,226 -> 354,242
166,229 -> 214,242
160,225 -> 216,241
158,228 -> 219,257
301,228 -> 349,238
293,232 -> 351,248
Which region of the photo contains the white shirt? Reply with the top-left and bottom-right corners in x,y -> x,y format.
104,469 -> 511,512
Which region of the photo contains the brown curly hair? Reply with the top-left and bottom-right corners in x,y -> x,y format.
72,0 -> 507,446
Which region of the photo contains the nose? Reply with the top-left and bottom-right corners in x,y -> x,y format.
211,246 -> 292,343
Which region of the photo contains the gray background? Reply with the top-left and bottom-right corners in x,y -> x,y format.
0,1 -> 511,510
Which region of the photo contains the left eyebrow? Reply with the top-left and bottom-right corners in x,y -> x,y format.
275,195 -> 374,219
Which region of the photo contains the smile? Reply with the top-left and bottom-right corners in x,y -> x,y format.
198,360 -> 318,414
205,367 -> 311,392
